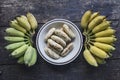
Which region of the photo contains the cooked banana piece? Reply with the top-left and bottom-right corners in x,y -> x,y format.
44,47 -> 60,59
45,28 -> 56,42
60,43 -> 73,57
47,43 -> 61,55
54,29 -> 71,42
62,24 -> 75,39
47,39 -> 63,52
51,35 -> 66,47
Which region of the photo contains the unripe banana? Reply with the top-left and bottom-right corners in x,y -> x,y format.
5,42 -> 25,50
11,44 -> 28,58
89,12 -> 99,22
94,37 -> 117,44
10,20 -> 27,34
17,17 -> 31,31
24,46 -> 34,65
94,56 -> 106,64
26,12 -> 38,30
28,48 -> 37,67
89,45 -> 109,58
93,28 -> 116,37
92,21 -> 111,34
4,36 -> 25,42
93,42 -> 115,52
88,16 -> 106,31
83,49 -> 98,67
6,28 -> 25,37
80,10 -> 92,29
20,15 -> 28,21
17,56 -> 24,64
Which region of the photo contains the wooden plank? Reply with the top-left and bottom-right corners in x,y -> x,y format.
0,0 -> 120,26
0,59 -> 120,80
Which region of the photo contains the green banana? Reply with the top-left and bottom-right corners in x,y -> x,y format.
16,17 -> 31,31
4,36 -> 25,42
94,37 -> 117,44
28,48 -> 37,67
83,48 -> 98,67
24,46 -> 34,65
88,16 -> 106,31
11,44 -> 28,58
5,42 -> 25,50
6,28 -> 25,37
89,12 -> 99,22
17,56 -> 24,64
26,12 -> 38,30
89,45 -> 109,59
94,56 -> 106,64
93,28 -> 116,37
93,42 -> 115,52
20,15 -> 28,21
92,21 -> 111,34
10,20 -> 27,34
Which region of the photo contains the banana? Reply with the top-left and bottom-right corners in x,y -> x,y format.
10,20 -> 27,34
88,16 -> 106,31
92,21 -> 111,34
5,42 -> 25,50
20,15 -> 28,21
89,12 -> 99,22
93,28 -> 116,37
94,37 -> 117,44
83,49 -> 98,67
17,56 -> 24,64
28,48 -> 37,67
89,45 -> 109,58
4,36 -> 25,42
94,56 -> 106,64
11,44 -> 28,58
26,12 -> 38,30
93,42 -> 115,52
6,28 -> 25,37
80,10 -> 92,29
24,46 -> 34,65
16,17 -> 31,31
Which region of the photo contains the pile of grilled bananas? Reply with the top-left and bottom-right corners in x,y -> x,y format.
4,13 -> 38,67
80,10 -> 116,67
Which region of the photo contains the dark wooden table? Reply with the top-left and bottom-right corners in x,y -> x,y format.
0,0 -> 120,80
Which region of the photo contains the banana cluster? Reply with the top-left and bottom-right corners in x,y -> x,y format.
4,13 -> 38,67
80,10 -> 116,67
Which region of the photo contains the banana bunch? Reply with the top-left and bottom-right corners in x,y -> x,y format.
4,13 -> 38,67
80,10 -> 116,67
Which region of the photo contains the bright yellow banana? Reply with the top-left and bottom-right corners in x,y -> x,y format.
83,49 -> 98,67
93,42 -> 115,52
92,21 -> 111,33
89,45 -> 109,58
80,10 -> 92,29
93,28 -> 116,37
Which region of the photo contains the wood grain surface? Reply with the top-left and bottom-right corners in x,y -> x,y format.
0,0 -> 120,80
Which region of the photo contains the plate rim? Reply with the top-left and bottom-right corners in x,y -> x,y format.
36,19 -> 83,65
